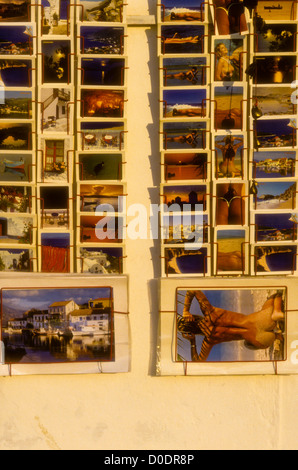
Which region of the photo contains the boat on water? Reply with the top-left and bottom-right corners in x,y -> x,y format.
71,325 -> 106,337
0,159 -> 25,174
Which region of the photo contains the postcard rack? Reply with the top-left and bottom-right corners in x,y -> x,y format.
0,0 -> 130,375
157,1 -> 298,375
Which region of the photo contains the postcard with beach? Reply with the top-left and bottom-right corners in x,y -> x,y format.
80,121 -> 125,151
80,26 -> 125,55
254,56 -> 296,85
0,248 -> 33,272
163,122 -> 207,150
160,25 -> 205,54
214,134 -> 244,179
1,286 -> 115,364
79,184 -> 124,213
162,89 -> 207,119
254,212 -> 297,243
81,58 -> 126,86
215,228 -> 247,274
214,86 -> 244,130
215,183 -> 246,226
160,0 -> 205,22
164,246 -> 209,275
0,185 -> 32,214
0,25 -> 34,55
80,0 -> 124,23
253,181 -> 296,211
0,59 -> 33,87
254,119 -> 296,149
252,86 -> 296,117
80,215 -> 123,244
254,245 -> 297,274
0,153 -> 33,183
0,1 -> 31,22
78,153 -> 123,181
41,233 -> 70,273
39,186 -> 70,229
163,152 -> 208,181
162,184 -> 207,211
41,0 -> 69,36
79,246 -> 124,274
252,150 -> 296,179
214,38 -> 244,82
256,1 -> 297,21
162,57 -> 207,87
0,123 -> 32,151
176,287 -> 286,362
42,40 -> 71,84
81,89 -> 125,118
0,216 -> 34,245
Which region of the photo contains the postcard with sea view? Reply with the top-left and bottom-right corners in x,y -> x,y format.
1,287 -> 115,364
161,0 -> 205,22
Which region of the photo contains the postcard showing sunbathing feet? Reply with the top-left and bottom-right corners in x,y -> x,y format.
0,275 -> 130,376
158,277 -> 298,375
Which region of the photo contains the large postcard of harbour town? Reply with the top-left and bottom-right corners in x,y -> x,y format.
1,287 -> 115,364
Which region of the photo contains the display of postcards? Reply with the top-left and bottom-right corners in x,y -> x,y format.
162,89 -> 207,118
40,88 -> 72,133
215,228 -> 247,274
162,184 -> 207,212
252,150 -> 296,179
163,152 -> 208,181
80,122 -> 125,151
175,287 -> 286,362
79,247 -> 124,274
79,0 -> 124,23
0,248 -> 33,272
41,0 -> 70,36
160,25 -> 205,54
0,25 -> 34,56
1,286 -> 115,363
79,26 -> 125,55
162,122 -> 207,150
214,134 -> 244,179
0,123 -> 32,151
256,1 -> 297,21
42,40 -> 71,84
254,212 -> 297,243
215,183 -> 246,226
162,213 -> 208,245
253,56 -> 296,84
0,185 -> 32,214
79,184 -> 124,213
81,89 -> 125,118
81,58 -> 126,86
164,246 -> 209,275
40,233 -> 70,273
162,57 -> 207,87
0,1 -> 31,22
256,24 -> 297,53
214,38 -> 244,82
160,0 -> 205,22
253,181 -> 296,211
254,119 -> 296,149
39,186 -> 70,229
0,59 -> 33,87
0,153 -> 33,183
80,215 -> 123,244
0,216 -> 34,245
211,2 -> 249,36
254,245 -> 297,274
252,86 -> 296,117
0,91 -> 32,120
214,86 -> 244,130
78,153 -> 123,181
39,137 -> 71,183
